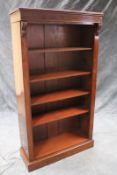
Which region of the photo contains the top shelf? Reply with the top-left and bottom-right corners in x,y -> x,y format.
29,47 -> 92,53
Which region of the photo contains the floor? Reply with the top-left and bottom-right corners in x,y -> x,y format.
0,105 -> 117,175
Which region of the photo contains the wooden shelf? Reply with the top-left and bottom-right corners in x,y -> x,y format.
33,107 -> 88,127
34,131 -> 89,158
30,70 -> 91,83
31,89 -> 89,106
29,47 -> 92,53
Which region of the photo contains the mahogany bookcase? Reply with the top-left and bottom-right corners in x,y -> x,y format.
10,8 -> 103,171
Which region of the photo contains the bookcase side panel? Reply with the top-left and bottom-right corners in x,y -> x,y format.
11,21 -> 33,160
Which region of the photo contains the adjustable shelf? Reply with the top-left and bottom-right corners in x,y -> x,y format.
30,70 -> 91,83
31,89 -> 89,106
29,47 -> 92,53
10,8 -> 103,171
33,107 -> 88,127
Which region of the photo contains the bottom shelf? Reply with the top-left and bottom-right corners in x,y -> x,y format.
21,137 -> 93,171
34,131 -> 89,159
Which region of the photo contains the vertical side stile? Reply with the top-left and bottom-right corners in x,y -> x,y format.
88,24 -> 101,139
20,21 -> 34,160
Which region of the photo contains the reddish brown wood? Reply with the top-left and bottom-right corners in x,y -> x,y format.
10,8 -> 103,171
29,47 -> 92,53
33,107 -> 88,126
10,8 -> 103,25
34,131 -> 89,158
10,21 -> 34,161
20,139 -> 94,171
31,89 -> 89,106
88,24 -> 100,139
21,22 -> 34,161
30,70 -> 91,83
11,22 -> 30,159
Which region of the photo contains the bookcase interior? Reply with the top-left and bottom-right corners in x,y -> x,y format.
27,24 -> 95,158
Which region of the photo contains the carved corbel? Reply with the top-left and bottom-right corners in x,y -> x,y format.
94,23 -> 102,36
21,21 -> 28,37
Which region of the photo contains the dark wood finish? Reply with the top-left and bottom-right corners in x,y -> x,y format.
31,89 -> 89,106
20,140 -> 94,171
10,22 -> 34,161
10,8 -> 103,25
29,47 -> 92,53
33,107 -> 88,126
34,131 -> 89,158
10,8 -> 103,171
88,25 -> 100,139
21,22 -> 34,161
30,70 -> 91,83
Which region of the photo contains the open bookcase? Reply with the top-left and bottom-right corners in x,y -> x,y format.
10,8 -> 103,171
